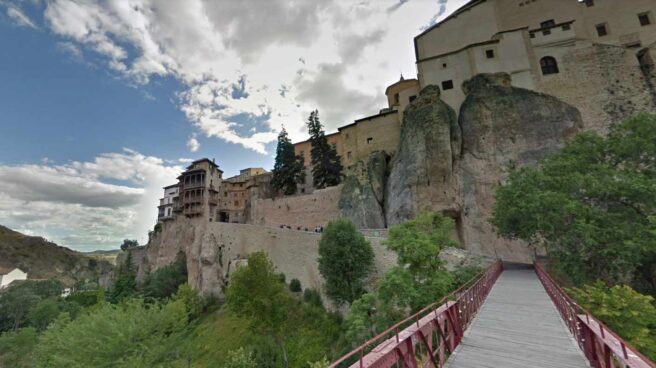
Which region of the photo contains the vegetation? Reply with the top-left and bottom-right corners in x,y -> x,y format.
306,110 -> 343,189
567,282 -> 656,361
271,127 -> 305,195
142,251 -> 188,300
120,239 -> 139,251
318,219 -> 374,306
289,278 -> 302,293
491,114 -> 656,293
107,252 -> 137,303
344,213 -> 478,345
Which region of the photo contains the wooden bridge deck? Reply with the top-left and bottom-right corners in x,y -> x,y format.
445,269 -> 589,368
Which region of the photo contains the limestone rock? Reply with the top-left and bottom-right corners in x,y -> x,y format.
457,73 -> 582,261
386,85 -> 461,225
339,151 -> 390,228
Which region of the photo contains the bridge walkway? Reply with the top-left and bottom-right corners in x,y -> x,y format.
445,269 -> 589,368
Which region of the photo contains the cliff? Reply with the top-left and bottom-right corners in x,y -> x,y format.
0,225 -> 114,287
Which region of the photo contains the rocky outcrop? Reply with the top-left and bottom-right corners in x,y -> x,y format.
339,151 -> 390,228
383,73 -> 582,261
457,73 -> 582,260
386,85 -> 461,225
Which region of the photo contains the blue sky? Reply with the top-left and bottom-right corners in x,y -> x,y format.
0,0 -> 464,251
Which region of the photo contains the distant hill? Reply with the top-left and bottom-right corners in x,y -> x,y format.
83,249 -> 121,265
0,225 -> 114,287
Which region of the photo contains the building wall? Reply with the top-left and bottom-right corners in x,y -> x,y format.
249,185 -> 342,229
0,268 -> 27,288
340,112 -> 401,167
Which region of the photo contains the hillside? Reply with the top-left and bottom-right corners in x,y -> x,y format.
0,225 -> 114,287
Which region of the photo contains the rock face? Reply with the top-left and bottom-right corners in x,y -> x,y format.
386,85 -> 461,225
339,151 -> 390,229
384,73 -> 583,261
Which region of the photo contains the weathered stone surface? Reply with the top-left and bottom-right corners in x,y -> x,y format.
339,151 -> 390,228
386,85 -> 461,225
457,73 -> 582,261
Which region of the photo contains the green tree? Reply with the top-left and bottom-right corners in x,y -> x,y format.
173,284 -> 204,320
35,298 -> 189,367
318,219 -> 374,306
108,253 -> 137,303
271,127 -> 305,195
0,327 -> 38,368
289,278 -> 302,293
226,252 -> 296,368
307,110 -> 342,189
568,281 -> 656,360
120,239 -> 139,251
345,213 -> 460,344
142,251 -> 188,300
28,298 -> 61,331
491,114 -> 656,290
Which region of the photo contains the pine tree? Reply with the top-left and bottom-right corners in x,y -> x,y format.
271,128 -> 305,196
306,110 -> 343,189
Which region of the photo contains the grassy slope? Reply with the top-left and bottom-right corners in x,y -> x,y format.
0,225 -> 113,286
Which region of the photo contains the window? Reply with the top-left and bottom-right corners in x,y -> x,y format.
366,137 -> 373,144
540,19 -> 555,28
441,80 -> 454,90
347,151 -> 352,159
540,56 -> 559,75
596,23 -> 608,37
639,12 -> 652,26
584,0 -> 594,7
409,95 -> 417,102
485,49 -> 495,59
234,200 -> 239,206
562,23 -> 571,31
394,93 -> 400,105
442,63 -> 447,68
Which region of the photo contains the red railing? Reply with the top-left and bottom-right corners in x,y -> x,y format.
534,263 -> 655,368
329,260 -> 503,368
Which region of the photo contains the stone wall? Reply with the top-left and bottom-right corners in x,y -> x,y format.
537,43 -> 656,135
144,218 -> 398,306
249,185 -> 343,229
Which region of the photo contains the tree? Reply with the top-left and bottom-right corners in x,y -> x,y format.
226,252 -> 296,368
271,128 -> 305,195
0,327 -> 39,368
28,298 -> 60,331
289,278 -> 302,293
567,281 -> 656,360
318,219 -> 374,306
0,279 -> 62,331
108,252 -> 137,303
142,252 -> 188,300
120,239 -> 139,251
491,114 -> 656,290
307,110 -> 343,189
345,213 -> 460,344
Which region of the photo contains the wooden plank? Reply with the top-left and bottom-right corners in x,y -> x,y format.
445,270 -> 589,368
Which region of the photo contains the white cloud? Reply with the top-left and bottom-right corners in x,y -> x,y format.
6,5 -> 38,29
29,0 -> 467,153
0,149 -> 181,251
187,134 -> 200,152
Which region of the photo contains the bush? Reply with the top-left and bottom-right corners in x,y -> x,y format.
289,279 -> 302,293
0,327 -> 38,368
223,347 -> 257,368
303,289 -> 323,308
141,252 -> 188,300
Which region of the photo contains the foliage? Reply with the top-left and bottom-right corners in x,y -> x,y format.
271,127 -> 305,195
142,251 -> 188,300
223,348 -> 257,368
318,219 -> 374,306
0,279 -> 62,332
0,327 -> 38,368
491,114 -> 656,291
345,213 -> 460,345
107,252 -> 137,303
303,288 -> 323,308
28,298 -> 61,331
567,281 -> 656,360
289,278 -> 302,292
148,222 -> 163,243
226,252 -> 295,367
34,298 -> 190,367
120,239 -> 139,251
173,284 -> 204,320
307,110 -> 343,189
66,290 -> 99,308
308,357 -> 330,368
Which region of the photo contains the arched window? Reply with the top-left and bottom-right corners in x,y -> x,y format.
540,56 -> 559,75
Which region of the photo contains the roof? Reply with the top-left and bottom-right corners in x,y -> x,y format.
338,109 -> 398,131
293,131 -> 341,146
163,183 -> 179,189
186,158 -> 223,172
385,77 -> 419,95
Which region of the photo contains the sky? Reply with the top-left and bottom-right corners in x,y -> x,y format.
0,0 -> 467,251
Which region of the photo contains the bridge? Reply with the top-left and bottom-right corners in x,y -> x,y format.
330,262 -> 655,368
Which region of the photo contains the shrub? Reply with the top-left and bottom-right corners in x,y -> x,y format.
289,278 -> 302,293
303,289 -> 323,308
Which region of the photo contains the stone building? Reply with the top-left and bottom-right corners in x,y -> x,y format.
157,184 -> 178,222
173,158 -> 223,221
218,167 -> 270,223
414,0 -> 656,131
